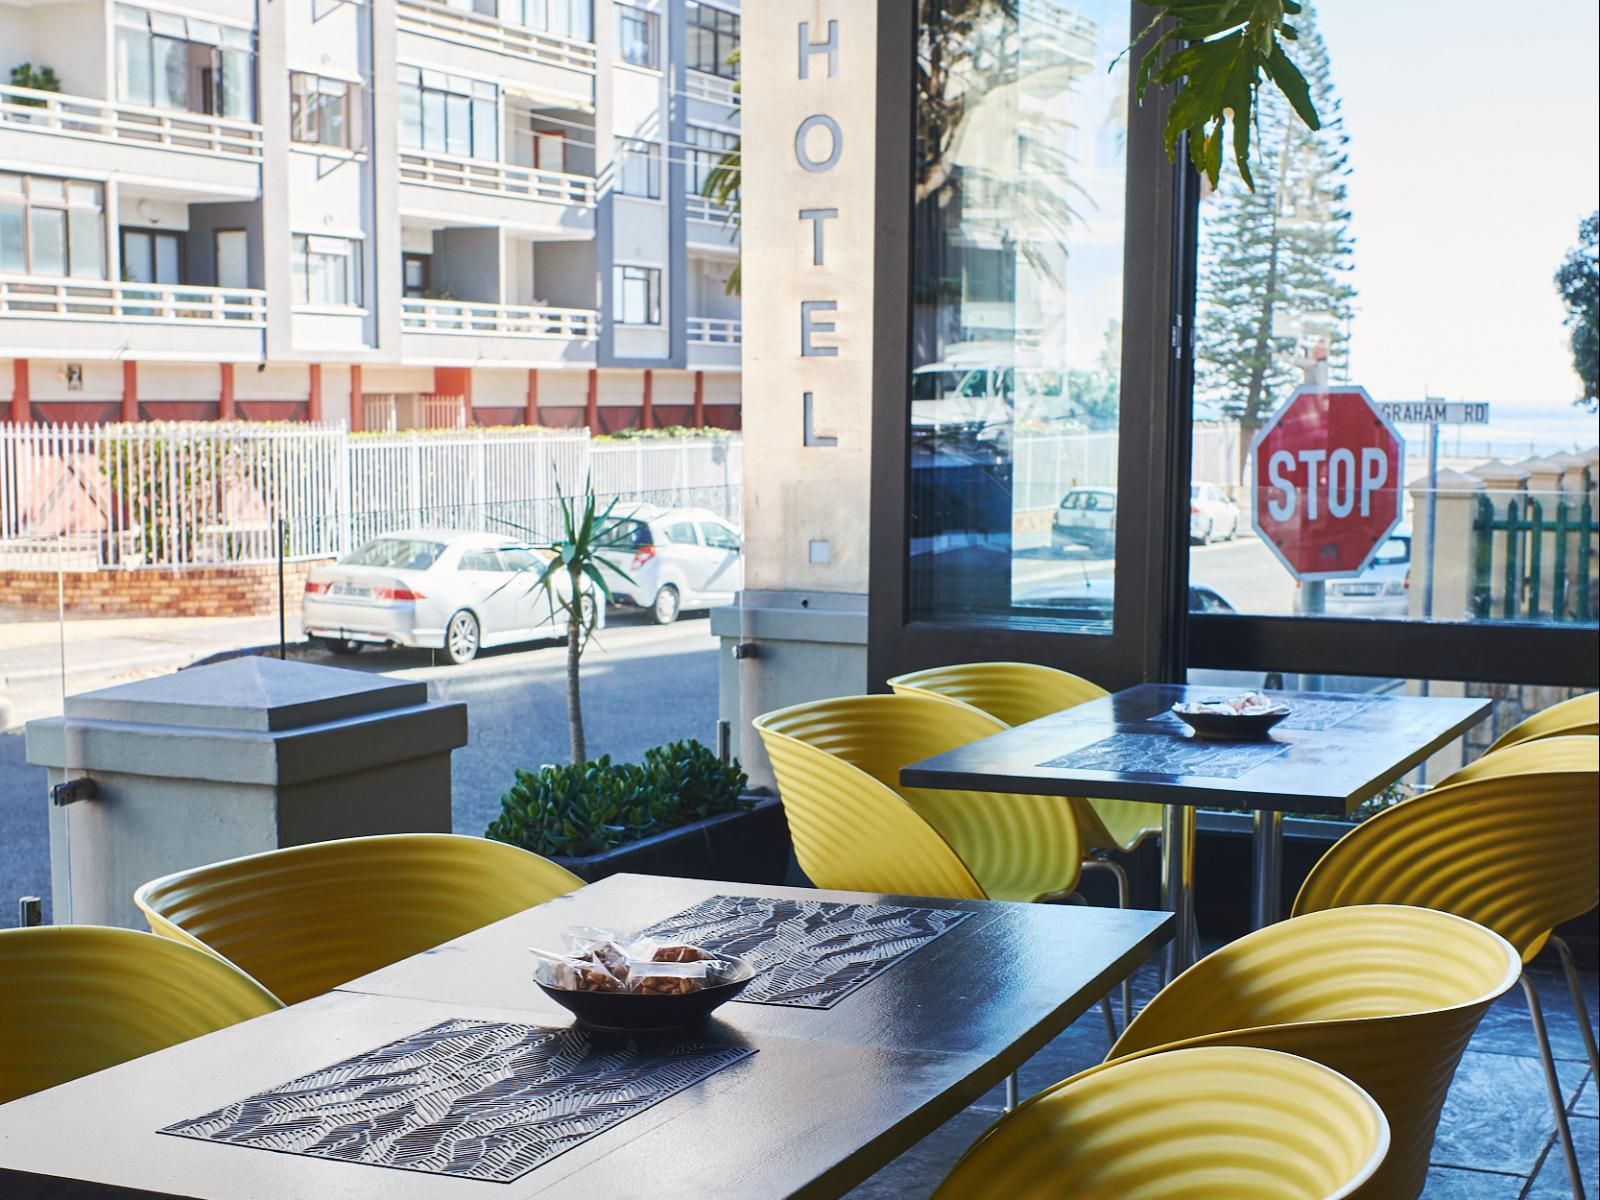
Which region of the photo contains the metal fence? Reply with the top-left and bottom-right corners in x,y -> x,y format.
1472,493 -> 1598,623
0,422 -> 743,571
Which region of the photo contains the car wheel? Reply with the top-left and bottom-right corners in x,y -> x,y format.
651,584 -> 681,625
319,637 -> 362,656
1225,513 -> 1238,541
444,609 -> 480,664
1199,519 -> 1214,546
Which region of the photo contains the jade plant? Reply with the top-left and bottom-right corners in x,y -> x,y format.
486,740 -> 750,859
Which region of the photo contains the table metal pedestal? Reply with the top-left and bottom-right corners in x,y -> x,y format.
1161,804 -> 1197,978
1251,809 -> 1284,929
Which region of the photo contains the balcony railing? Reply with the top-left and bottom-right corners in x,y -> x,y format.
688,316 -> 741,346
0,275 -> 266,324
685,70 -> 740,108
402,298 -> 598,340
686,194 -> 738,225
397,0 -> 598,76
0,84 -> 263,160
399,151 -> 596,205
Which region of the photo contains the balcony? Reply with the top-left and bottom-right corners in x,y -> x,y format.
0,275 -> 266,359
0,84 -> 262,196
686,194 -> 739,252
687,316 -> 741,368
685,70 -> 740,110
400,297 -> 598,366
398,151 -> 595,235
396,1 -> 595,109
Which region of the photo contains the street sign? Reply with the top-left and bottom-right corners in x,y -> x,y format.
1378,400 -> 1491,425
1250,385 -> 1404,581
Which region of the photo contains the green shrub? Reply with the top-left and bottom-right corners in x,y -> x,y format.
485,739 -> 750,858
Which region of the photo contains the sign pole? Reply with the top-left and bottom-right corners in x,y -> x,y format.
1422,419 -> 1440,621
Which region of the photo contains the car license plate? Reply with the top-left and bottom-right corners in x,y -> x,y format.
1339,583 -> 1381,596
332,583 -> 370,598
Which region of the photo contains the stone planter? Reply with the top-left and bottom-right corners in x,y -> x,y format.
552,795 -> 791,885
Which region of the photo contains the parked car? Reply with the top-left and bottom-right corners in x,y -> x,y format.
1323,528 -> 1411,618
302,530 -> 602,664
1051,486 -> 1118,556
599,505 -> 743,625
1189,482 -> 1240,544
1015,578 -> 1235,621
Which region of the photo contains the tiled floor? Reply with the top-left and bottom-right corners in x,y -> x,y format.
843,953 -> 1598,1199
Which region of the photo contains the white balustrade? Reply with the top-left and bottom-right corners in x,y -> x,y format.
398,151 -> 595,204
401,298 -> 598,340
685,71 -> 740,108
688,316 -> 742,346
0,275 -> 266,325
686,194 -> 738,225
396,0 -> 598,75
0,84 -> 263,159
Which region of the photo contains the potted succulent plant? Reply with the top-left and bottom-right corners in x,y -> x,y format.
485,739 -> 790,885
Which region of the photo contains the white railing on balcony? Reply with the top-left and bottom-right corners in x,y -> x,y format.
685,70 -> 740,108
399,151 -> 595,205
397,0 -> 598,77
0,275 -> 266,325
0,84 -> 263,159
688,316 -> 741,346
686,194 -> 738,225
401,298 -> 598,340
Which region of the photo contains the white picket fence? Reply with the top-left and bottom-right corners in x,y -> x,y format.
0,423 -> 743,571
1012,423 -> 1244,510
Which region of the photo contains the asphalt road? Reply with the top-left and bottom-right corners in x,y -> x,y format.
0,612 -> 722,928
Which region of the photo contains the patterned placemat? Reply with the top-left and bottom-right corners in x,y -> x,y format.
640,894 -> 974,1009
1146,694 -> 1385,734
1039,730 -> 1291,779
161,1019 -> 754,1183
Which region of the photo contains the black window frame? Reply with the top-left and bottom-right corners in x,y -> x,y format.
615,3 -> 659,68
685,1 -> 740,79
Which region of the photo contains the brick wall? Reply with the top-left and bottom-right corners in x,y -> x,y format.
0,560 -> 336,618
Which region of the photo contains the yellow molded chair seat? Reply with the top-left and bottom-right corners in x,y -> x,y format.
136,833 -> 584,1006
932,1045 -> 1390,1200
0,925 -> 281,1105
1102,905 -> 1520,1200
1484,691 -> 1597,755
754,693 -> 1082,902
887,662 -> 1163,853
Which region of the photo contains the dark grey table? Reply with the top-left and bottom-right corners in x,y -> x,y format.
901,683 -> 1490,970
0,875 -> 1171,1200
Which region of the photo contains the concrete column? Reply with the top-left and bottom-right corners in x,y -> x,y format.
526,369 -> 539,426
371,0 -> 402,356
219,363 -> 236,420
693,369 -> 704,427
1467,459 -> 1528,616
586,368 -> 598,431
1407,467 -> 1486,622
11,359 -> 29,424
349,364 -> 363,431
1517,455 -> 1565,618
258,0 -> 293,362
120,361 -> 138,422
641,368 -> 653,429
308,363 -> 323,423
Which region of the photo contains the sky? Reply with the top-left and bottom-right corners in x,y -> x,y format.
1312,0 -> 1599,440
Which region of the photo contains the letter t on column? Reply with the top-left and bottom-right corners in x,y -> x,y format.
798,20 -> 838,79
798,208 -> 839,267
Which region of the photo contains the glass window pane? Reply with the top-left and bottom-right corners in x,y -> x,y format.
399,84 -> 422,149
30,209 -> 67,276
421,89 -> 446,152
220,48 -> 253,121
152,35 -> 187,110
153,233 -> 179,283
0,207 -> 24,272
445,94 -> 471,156
30,178 -> 64,203
471,97 -> 497,159
909,1 -> 1127,630
68,210 -> 105,279
123,230 -> 153,283
291,235 -> 309,303
116,27 -> 153,106
215,229 -> 248,288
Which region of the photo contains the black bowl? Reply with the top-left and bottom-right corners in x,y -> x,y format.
1171,705 -> 1291,740
536,957 -> 758,1033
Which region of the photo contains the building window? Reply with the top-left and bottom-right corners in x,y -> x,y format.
292,234 -> 362,307
615,138 -> 661,198
686,124 -> 737,195
507,0 -> 593,41
398,67 -> 498,161
686,2 -> 739,79
615,5 -> 658,68
121,228 -> 182,285
289,73 -> 364,150
613,265 -> 661,324
114,5 -> 255,121
403,252 -> 431,298
0,173 -> 105,279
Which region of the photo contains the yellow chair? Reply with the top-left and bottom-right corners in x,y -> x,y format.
755,694 -> 1122,1054
1294,737 -> 1599,1200
1101,905 -> 1520,1200
136,833 -> 584,1006
0,925 -> 280,1105
1484,691 -> 1597,755
932,1045 -> 1389,1200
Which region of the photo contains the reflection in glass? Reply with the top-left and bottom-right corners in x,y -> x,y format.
909,0 -> 1128,630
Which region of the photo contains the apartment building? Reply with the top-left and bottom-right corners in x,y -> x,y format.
0,0 -> 742,430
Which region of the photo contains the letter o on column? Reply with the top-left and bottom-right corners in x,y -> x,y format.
794,114 -> 842,173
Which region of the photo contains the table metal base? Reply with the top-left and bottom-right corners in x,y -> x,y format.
1160,804 -> 1197,978
1251,809 -> 1284,929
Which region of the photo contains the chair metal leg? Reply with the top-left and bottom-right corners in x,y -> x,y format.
1082,857 -> 1133,1028
1551,935 -> 1600,1078
1523,973 -> 1587,1200
1066,889 -> 1124,1045
1004,1072 -> 1018,1112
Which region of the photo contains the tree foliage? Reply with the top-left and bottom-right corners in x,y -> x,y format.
1194,3 -> 1353,451
1555,212 -> 1599,413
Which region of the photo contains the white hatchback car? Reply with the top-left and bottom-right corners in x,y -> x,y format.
600,505 -> 743,624
302,529 -> 601,664
1189,482 -> 1240,544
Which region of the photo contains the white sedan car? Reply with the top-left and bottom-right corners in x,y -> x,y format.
302,530 -> 601,664
599,505 -> 742,624
1190,482 -> 1241,544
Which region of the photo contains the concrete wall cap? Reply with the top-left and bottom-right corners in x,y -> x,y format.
1468,459 -> 1530,485
60,656 -> 428,733
1408,466 -> 1486,493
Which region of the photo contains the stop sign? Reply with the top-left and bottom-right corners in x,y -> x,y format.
1249,385 -> 1404,580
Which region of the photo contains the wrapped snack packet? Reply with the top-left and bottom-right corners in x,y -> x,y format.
531,948 -> 623,993
650,942 -> 713,963
562,926 -> 630,976
625,958 -> 709,996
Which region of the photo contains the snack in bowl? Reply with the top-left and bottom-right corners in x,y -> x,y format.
1171,691 -> 1292,740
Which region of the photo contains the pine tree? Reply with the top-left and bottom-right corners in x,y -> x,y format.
1194,3 -> 1355,466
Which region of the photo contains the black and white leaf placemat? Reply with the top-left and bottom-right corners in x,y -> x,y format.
1039,730 -> 1291,779
640,894 -> 973,1009
161,1019 -> 753,1182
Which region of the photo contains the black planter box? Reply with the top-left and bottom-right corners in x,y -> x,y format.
551,795 -> 792,886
